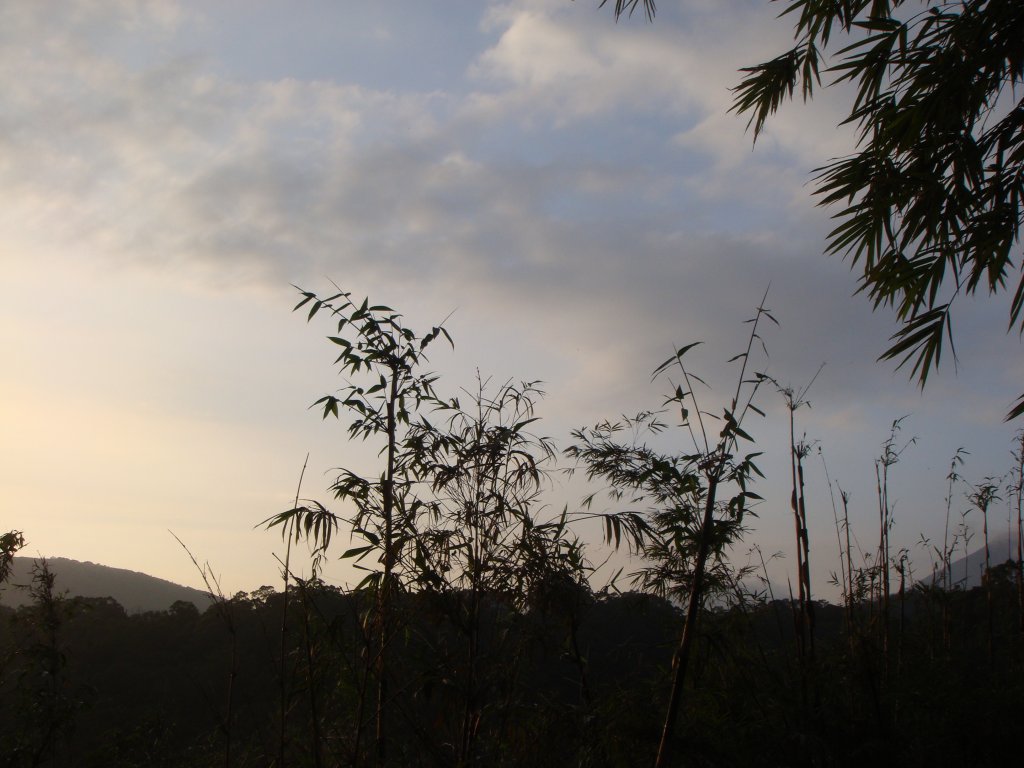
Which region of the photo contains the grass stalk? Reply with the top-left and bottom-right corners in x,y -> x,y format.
819,449 -> 848,620
840,487 -> 855,637
171,533 -> 237,768
652,294 -> 772,768
1011,431 -> 1024,642
276,454 -> 309,767
969,480 -> 1000,665
654,473 -> 721,768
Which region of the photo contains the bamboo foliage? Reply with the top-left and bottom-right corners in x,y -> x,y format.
1012,431 -> 1024,639
262,288 -> 634,766
263,285 -> 452,767
773,370 -> 822,670
402,377 -> 589,765
568,296 -> 773,768
968,478 -> 1001,665
875,417 -> 915,673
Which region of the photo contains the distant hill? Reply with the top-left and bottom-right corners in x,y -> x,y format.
0,557 -> 211,613
926,532 -> 1021,589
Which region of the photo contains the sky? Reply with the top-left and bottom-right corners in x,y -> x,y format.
2,0 -> 1022,602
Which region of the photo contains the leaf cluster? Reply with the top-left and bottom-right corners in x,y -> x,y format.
292,286 -> 450,431
598,0 -> 657,22
1,530 -> 25,584
397,377 -> 587,604
567,301 -> 772,600
266,290 -> 596,608
733,1 -> 1024,417
263,288 -> 453,594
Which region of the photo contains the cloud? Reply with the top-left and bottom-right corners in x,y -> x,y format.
0,0 -> 850,306
467,2 -> 713,126
0,7 -> 1004,413
0,0 -> 991,425
0,0 -> 916,408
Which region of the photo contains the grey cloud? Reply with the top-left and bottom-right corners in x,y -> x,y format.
3,0 -> 1017,447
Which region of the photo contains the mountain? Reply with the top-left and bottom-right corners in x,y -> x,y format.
0,556 -> 211,613
927,532 -> 1021,589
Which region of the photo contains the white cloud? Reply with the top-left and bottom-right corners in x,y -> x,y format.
468,3 -> 706,125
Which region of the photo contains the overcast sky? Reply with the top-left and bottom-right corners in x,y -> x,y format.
3,0 -> 1022,600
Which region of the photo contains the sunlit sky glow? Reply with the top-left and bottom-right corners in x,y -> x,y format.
3,0 -> 1022,600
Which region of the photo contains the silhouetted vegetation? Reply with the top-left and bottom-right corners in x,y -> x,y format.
1,566 -> 1023,766
4,287 -> 1023,766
